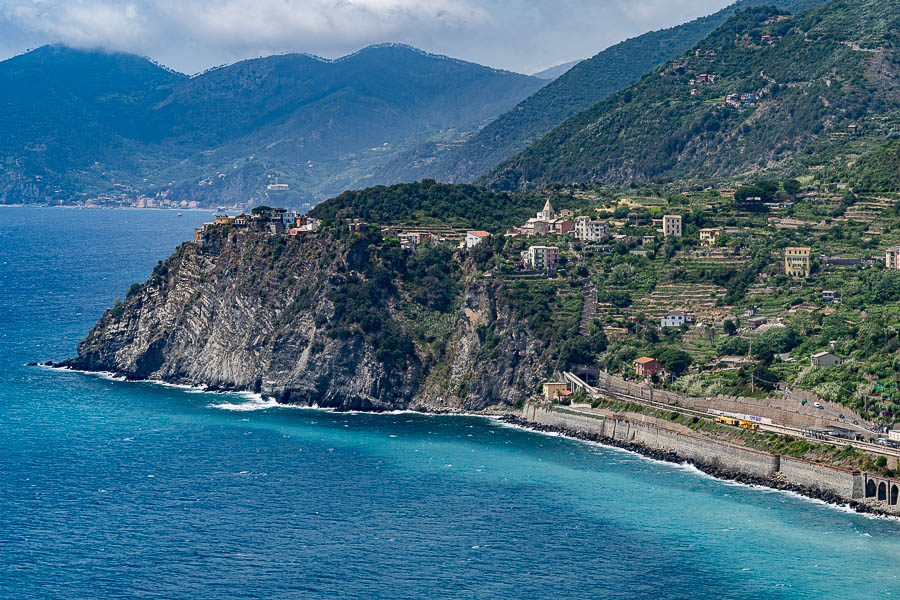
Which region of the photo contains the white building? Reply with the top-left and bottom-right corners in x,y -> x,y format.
660,313 -> 693,328
574,216 -> 610,242
281,211 -> 299,228
466,230 -> 491,249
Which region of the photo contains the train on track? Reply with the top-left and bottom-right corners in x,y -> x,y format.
713,416 -> 760,431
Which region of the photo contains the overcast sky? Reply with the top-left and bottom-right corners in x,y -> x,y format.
0,0 -> 736,75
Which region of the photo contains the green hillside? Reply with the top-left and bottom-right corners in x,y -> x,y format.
378,0 -> 827,186
847,139 -> 900,192
309,180 -> 571,232
484,0 -> 900,191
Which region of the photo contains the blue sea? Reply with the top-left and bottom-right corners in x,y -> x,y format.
1,207 -> 899,599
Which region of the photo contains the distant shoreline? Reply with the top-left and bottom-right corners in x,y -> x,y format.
0,204 -> 219,211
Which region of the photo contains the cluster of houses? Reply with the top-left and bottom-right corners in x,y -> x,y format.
505,199 -> 611,242
726,91 -> 762,108
194,207 -> 320,242
691,73 -> 716,85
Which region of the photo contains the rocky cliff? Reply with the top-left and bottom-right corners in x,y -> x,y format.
63,226 -> 548,412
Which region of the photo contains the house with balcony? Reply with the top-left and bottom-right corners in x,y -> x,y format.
523,246 -> 559,271
886,246 -> 900,270
574,216 -> 610,242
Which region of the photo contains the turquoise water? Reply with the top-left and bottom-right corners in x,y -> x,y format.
1,207 -> 899,599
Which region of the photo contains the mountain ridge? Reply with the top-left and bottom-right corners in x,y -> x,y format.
483,0 -> 900,190
0,43 -> 544,207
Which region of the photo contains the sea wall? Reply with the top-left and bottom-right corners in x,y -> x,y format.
522,403 -> 778,478
520,404 -> 897,515
779,456 -> 862,499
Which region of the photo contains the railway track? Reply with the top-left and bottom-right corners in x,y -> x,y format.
564,372 -> 900,460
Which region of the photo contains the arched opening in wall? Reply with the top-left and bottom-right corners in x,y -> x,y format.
892,485 -> 899,506
878,482 -> 887,501
866,479 -> 877,498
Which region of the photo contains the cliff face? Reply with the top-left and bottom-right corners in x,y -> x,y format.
65,227 -> 548,412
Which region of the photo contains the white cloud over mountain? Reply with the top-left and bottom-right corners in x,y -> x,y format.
0,0 -> 732,74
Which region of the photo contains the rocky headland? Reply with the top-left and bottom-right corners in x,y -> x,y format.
61,226 -> 548,412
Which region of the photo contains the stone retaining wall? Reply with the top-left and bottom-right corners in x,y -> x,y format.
779,456 -> 862,499
521,404 -> 895,514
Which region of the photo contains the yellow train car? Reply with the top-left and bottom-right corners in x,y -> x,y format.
713,416 -> 760,430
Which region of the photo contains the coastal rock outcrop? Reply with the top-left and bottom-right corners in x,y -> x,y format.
63,227 -> 548,411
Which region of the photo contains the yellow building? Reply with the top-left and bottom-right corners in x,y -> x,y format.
699,227 -> 723,247
784,247 -> 811,277
542,382 -> 568,402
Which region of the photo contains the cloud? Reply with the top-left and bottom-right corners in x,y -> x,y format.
1,0 -> 488,53
613,0 -> 732,23
0,0 -> 734,74
2,1 -> 147,48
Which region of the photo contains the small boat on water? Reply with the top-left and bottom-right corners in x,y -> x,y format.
177,212 -> 183,216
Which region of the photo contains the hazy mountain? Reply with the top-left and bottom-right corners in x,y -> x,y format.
483,0 -> 900,190
0,44 -> 544,206
532,60 -> 582,80
377,0 -> 829,186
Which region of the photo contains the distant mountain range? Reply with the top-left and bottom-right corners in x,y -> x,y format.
532,60 -> 583,80
0,44 -> 544,206
376,0 -> 829,187
483,0 -> 900,190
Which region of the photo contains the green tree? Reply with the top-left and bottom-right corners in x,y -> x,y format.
783,178 -> 801,196
657,347 -> 692,377
723,319 -> 737,336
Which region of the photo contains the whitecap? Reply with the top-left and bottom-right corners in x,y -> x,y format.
207,396 -> 280,412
